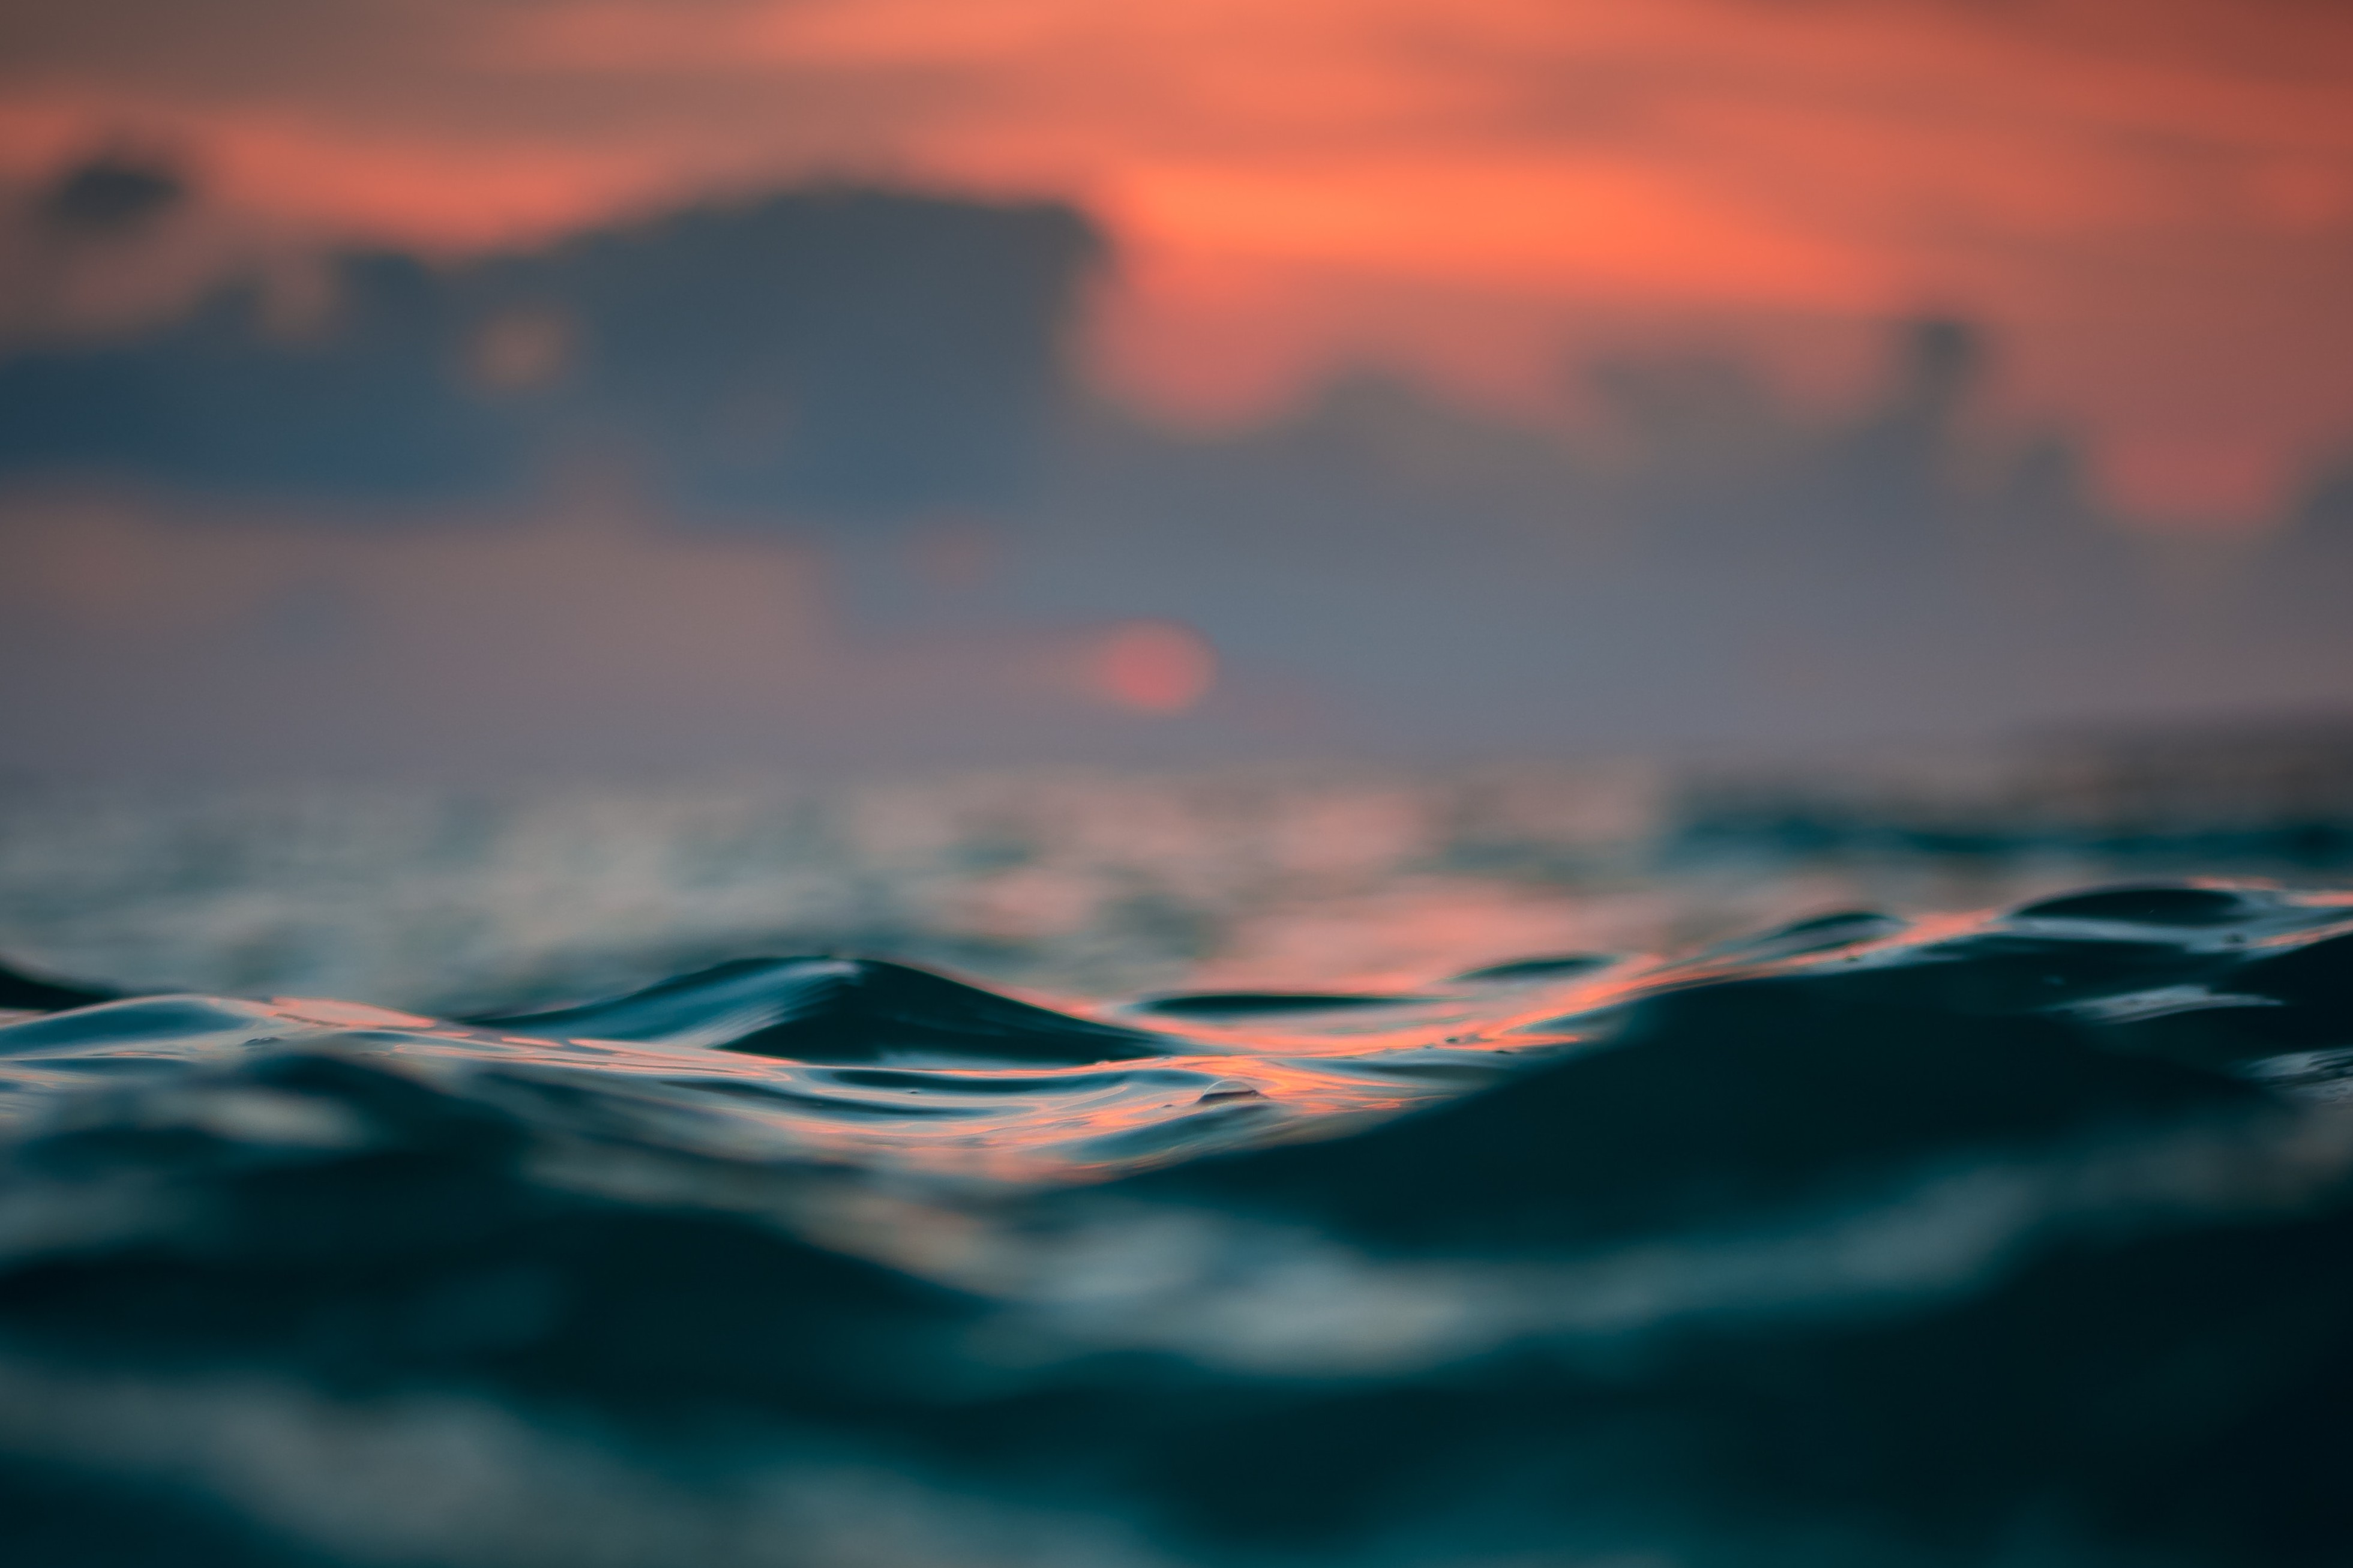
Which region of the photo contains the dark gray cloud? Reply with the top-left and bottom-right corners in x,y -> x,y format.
0,181 -> 1103,512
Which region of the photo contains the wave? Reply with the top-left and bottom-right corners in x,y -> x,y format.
2,880 -> 2352,1565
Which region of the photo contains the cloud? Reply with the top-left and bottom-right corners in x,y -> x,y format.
0,0 -> 2347,513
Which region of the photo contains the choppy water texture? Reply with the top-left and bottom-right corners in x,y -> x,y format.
5,880 -> 2353,1566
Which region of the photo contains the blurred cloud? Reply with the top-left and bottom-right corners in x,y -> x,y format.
7,174 -> 2345,776
36,146 -> 185,236
0,0 -> 2346,517
0,185 -> 1102,514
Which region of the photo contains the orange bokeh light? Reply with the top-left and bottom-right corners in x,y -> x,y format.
1087,620 -> 1218,714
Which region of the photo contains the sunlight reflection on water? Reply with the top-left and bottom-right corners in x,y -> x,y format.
1,758 -> 2292,1016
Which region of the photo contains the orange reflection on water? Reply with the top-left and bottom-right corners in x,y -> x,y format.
17,886 -> 2334,1197
323,957 -> 1666,1184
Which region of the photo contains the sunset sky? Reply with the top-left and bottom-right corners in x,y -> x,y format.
3,0 -> 2351,524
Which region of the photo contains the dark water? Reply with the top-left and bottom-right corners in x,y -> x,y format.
4,881 -> 2353,1566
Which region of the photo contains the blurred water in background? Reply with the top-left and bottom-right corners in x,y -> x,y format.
11,728 -> 2352,1012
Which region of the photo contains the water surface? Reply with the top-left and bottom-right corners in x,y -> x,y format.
4,879 -> 2353,1565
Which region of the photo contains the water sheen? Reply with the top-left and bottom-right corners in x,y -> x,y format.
3,881 -> 2353,1567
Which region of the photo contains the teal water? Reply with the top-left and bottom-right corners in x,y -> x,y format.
2,880 -> 2351,1565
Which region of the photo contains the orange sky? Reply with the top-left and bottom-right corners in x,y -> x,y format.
2,0 -> 2351,524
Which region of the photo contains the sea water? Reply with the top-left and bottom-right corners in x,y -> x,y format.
2,768 -> 2351,1566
